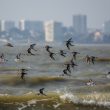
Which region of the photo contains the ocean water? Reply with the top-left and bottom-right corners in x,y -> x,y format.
0,44 -> 110,110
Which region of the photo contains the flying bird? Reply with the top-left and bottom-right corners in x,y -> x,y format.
15,53 -> 22,62
65,64 -> 71,73
65,38 -> 74,50
30,44 -> 37,51
70,59 -> 78,69
38,88 -> 46,96
5,43 -> 14,47
0,53 -> 4,59
49,52 -> 56,60
62,69 -> 71,76
71,51 -> 80,60
59,50 -> 66,57
20,69 -> 28,80
27,48 -> 35,55
45,45 -> 52,53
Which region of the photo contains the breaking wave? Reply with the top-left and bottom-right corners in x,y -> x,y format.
0,91 -> 110,110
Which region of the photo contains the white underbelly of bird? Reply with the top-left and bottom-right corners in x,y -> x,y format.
14,59 -> 21,62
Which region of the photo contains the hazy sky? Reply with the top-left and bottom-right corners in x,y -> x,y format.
0,0 -> 110,28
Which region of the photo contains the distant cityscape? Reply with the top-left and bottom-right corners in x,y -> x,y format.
0,14 -> 110,44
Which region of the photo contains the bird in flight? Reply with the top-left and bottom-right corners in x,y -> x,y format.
65,38 -> 74,50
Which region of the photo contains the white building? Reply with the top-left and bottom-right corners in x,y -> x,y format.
104,20 -> 110,35
73,14 -> 87,35
19,19 -> 25,31
44,21 -> 63,42
0,20 -> 15,32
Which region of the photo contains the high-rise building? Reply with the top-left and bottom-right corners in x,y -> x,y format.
19,19 -> 25,31
0,20 -> 15,32
24,20 -> 44,41
0,20 -> 5,32
73,14 -> 87,35
104,20 -> 110,35
24,20 -> 44,32
4,21 -> 15,31
44,21 -> 63,42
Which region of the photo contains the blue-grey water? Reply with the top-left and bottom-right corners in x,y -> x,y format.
0,44 -> 110,110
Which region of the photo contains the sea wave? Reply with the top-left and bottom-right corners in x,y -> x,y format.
59,91 -> 110,106
0,75 -> 66,86
0,91 -> 110,110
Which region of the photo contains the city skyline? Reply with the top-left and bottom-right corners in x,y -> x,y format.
0,18 -> 110,44
0,0 -> 110,28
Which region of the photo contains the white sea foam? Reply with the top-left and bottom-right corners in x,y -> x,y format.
18,104 -> 27,110
0,93 -> 9,96
53,103 -> 61,108
27,99 -> 37,106
60,92 -> 79,103
24,91 -> 33,95
59,92 -> 110,107
81,100 -> 110,107
82,99 -> 96,105
17,99 -> 37,110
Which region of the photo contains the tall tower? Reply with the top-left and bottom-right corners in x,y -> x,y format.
44,21 -> 63,42
19,19 -> 25,31
45,21 -> 54,42
73,14 -> 87,35
104,20 -> 110,35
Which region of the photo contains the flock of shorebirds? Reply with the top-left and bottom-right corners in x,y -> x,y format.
0,38 -> 110,95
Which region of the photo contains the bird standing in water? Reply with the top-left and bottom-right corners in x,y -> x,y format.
85,55 -> 91,64
90,56 -> 96,64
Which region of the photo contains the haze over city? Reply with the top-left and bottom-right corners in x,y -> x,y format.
0,0 -> 110,28
1,1 -> 110,110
